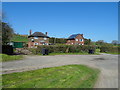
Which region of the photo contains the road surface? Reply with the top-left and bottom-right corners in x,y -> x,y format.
1,54 -> 118,88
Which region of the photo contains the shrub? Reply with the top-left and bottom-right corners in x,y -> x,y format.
100,46 -> 119,53
28,48 -> 40,54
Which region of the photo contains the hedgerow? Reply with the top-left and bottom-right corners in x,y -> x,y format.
29,45 -> 96,54
100,46 -> 119,53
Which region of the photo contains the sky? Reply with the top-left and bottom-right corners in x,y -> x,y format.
2,2 -> 118,43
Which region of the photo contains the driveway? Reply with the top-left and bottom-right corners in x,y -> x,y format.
2,54 -> 118,88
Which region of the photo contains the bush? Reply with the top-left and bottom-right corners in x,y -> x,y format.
100,46 -> 119,53
28,48 -> 40,54
29,45 -> 96,54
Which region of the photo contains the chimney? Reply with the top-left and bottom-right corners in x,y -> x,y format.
29,30 -> 32,35
45,32 -> 48,36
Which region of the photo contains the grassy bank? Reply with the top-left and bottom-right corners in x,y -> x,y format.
0,54 -> 23,62
2,65 -> 100,88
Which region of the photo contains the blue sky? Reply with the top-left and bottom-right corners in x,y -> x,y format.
2,2 -> 118,43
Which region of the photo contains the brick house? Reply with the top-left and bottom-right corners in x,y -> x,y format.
28,30 -> 50,48
66,34 -> 84,45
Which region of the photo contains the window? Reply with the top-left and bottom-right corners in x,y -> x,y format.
34,43 -> 38,45
46,43 -> 48,45
31,46 -> 33,48
42,43 -> 45,45
75,39 -> 78,41
68,40 -> 70,42
80,39 -> 83,42
31,39 -> 34,42
75,43 -> 78,45
44,38 -> 47,40
40,40 -> 45,42
34,37 -> 38,39
71,43 -> 73,44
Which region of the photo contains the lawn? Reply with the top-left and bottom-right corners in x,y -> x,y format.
0,54 -> 23,62
2,65 -> 100,88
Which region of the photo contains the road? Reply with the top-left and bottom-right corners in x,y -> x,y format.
2,54 -> 118,88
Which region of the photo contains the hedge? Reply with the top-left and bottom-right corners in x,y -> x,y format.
100,46 -> 120,53
29,45 -> 96,54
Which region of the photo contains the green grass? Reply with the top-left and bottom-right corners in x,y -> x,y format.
11,34 -> 28,42
2,65 -> 100,88
48,52 -> 100,55
105,52 -> 120,55
0,54 -> 23,62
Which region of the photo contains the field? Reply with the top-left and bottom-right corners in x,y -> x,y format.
2,65 -> 100,88
11,34 -> 28,42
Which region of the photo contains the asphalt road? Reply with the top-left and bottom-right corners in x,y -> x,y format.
2,54 -> 118,88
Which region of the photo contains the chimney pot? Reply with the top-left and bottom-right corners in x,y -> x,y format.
45,32 -> 48,35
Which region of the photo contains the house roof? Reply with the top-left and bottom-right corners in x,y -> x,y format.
68,34 -> 83,40
28,32 -> 49,38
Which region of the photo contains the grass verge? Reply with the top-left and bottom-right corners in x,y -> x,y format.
2,65 -> 100,88
48,52 -> 100,55
0,54 -> 23,62
105,52 -> 120,55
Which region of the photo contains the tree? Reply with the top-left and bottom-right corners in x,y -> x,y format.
96,40 -> 104,46
49,37 -> 55,44
84,38 -> 91,45
49,37 -> 67,44
2,22 -> 14,45
111,40 -> 119,45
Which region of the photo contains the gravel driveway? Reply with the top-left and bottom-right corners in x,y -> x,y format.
1,54 -> 118,88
